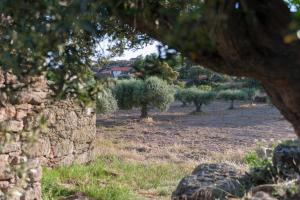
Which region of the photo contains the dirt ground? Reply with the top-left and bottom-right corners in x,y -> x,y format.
97,101 -> 296,165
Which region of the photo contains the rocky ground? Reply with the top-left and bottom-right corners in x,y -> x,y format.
97,101 -> 296,166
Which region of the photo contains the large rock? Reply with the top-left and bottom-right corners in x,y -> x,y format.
273,140 -> 300,179
172,163 -> 249,200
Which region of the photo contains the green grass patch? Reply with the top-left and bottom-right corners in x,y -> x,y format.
243,150 -> 271,168
42,155 -> 190,200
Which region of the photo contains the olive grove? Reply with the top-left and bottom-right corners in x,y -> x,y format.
1,0 -> 300,198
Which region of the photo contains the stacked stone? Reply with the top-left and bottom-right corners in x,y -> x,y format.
0,71 -> 48,199
41,100 -> 96,167
0,70 -> 96,199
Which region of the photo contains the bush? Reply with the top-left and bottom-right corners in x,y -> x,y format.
113,77 -> 175,118
181,87 -> 216,112
243,151 -> 271,169
218,89 -> 247,109
96,89 -> 118,114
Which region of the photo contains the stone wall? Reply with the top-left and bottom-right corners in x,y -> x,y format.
0,70 -> 96,199
0,71 -> 48,199
41,100 -> 96,167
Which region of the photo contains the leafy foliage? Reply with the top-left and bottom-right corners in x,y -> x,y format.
218,89 -> 247,109
178,87 -> 216,112
131,54 -> 178,83
218,89 -> 247,101
243,151 -> 272,169
175,88 -> 191,106
96,89 -> 118,114
113,77 -> 175,117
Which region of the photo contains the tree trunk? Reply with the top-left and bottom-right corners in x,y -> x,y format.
140,104 -> 148,118
229,100 -> 234,110
109,0 -> 300,138
195,103 -> 202,112
263,82 -> 300,138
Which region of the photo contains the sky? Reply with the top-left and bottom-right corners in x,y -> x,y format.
96,39 -> 160,61
112,42 -> 159,60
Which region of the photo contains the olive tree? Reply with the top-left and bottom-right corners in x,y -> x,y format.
182,87 -> 216,112
218,89 -> 247,109
175,88 -> 190,107
113,77 -> 175,118
96,89 -> 118,114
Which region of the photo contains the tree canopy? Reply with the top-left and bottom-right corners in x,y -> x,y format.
113,77 -> 175,118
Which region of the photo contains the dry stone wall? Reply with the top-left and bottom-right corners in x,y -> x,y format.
0,71 -> 48,199
41,100 -> 96,167
0,70 -> 96,199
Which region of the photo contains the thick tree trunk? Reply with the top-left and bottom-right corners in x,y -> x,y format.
263,82 -> 300,138
140,104 -> 148,118
109,0 -> 300,138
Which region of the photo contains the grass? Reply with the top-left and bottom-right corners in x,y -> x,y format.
42,154 -> 191,200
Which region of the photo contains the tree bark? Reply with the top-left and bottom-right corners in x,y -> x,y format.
108,0 -> 300,138
140,104 -> 148,118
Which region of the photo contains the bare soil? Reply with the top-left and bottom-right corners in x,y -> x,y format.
97,101 -> 295,164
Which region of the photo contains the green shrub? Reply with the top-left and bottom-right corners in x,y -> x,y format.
180,87 -> 216,112
113,77 -> 175,118
218,89 -> 247,109
96,89 -> 118,114
243,151 -> 271,169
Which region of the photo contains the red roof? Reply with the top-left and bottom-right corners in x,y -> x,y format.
110,66 -> 130,71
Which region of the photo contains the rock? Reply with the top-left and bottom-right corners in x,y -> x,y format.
22,138 -> 51,158
273,140 -> 300,179
2,120 -> 23,132
52,139 -> 74,157
0,181 -> 9,190
248,192 -> 277,200
71,127 -> 96,143
172,163 -> 249,200
28,167 -> 42,182
17,91 -> 47,105
65,111 -> 78,129
246,180 -> 300,200
2,142 -> 21,153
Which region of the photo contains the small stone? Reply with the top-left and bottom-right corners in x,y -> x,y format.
5,105 -> 16,118
28,167 -> 42,182
0,108 -> 7,122
2,142 -> 21,153
15,110 -> 27,120
22,138 -> 51,158
2,120 -> 24,132
0,181 -> 9,189
52,139 -> 74,157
